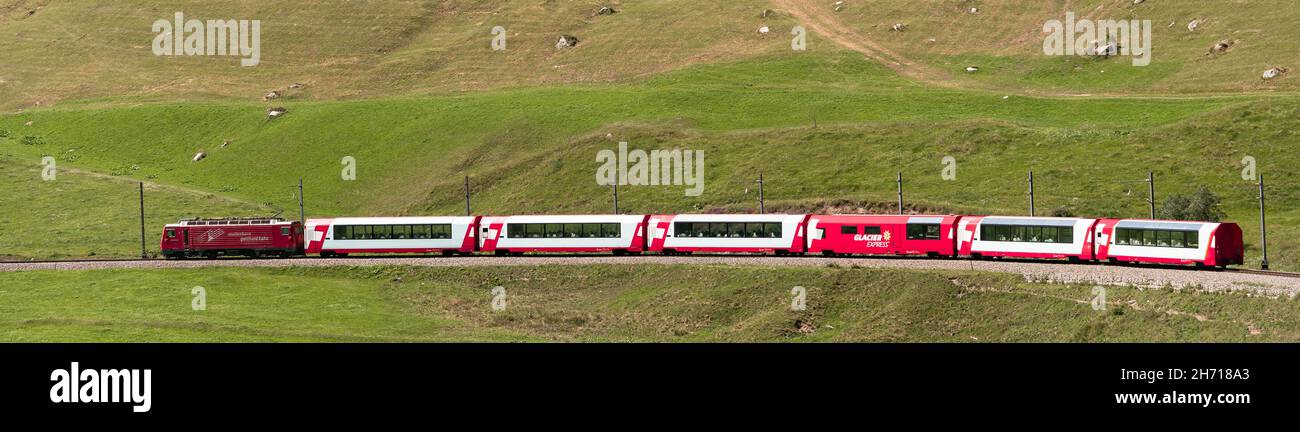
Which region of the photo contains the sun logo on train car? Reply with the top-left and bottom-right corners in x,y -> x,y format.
883,231 -> 892,242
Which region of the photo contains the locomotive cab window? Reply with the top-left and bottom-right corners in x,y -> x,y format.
280,227 -> 291,236
166,229 -> 176,238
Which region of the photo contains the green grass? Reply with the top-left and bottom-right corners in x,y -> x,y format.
0,264 -> 1294,342
0,0 -> 793,110
1,4 -> 1296,271
3,51 -> 1291,267
825,0 -> 1300,94
0,157 -> 269,259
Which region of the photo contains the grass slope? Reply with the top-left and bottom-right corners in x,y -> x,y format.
0,157 -> 269,259
3,0 -> 1295,111
0,264 -> 1294,342
2,52 -> 1291,268
0,0 -> 791,109
800,0 -> 1300,94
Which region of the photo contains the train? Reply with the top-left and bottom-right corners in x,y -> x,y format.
160,214 -> 1245,268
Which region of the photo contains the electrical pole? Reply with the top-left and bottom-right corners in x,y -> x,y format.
1146,171 -> 1156,219
757,173 -> 765,214
1259,174 -> 1269,270
464,176 -> 471,216
896,172 -> 904,215
297,178 -> 305,225
1028,170 -> 1036,217
612,182 -> 619,214
139,182 -> 147,259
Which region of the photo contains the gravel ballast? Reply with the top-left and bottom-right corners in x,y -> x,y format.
2,256 -> 1297,297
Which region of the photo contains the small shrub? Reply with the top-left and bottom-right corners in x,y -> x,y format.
1159,185 -> 1226,221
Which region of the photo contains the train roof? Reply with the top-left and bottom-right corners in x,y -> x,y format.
167,217 -> 293,227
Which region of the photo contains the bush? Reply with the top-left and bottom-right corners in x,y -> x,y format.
1050,206 -> 1075,217
1158,185 -> 1226,221
20,135 -> 45,146
0,129 -> 9,138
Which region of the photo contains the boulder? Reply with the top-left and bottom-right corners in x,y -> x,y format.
267,107 -> 287,119
758,26 -> 770,34
594,6 -> 616,16
890,23 -> 907,32
1209,39 -> 1233,54
555,35 -> 579,49
192,151 -> 206,162
1262,67 -> 1288,80
1187,19 -> 1200,32
1093,41 -> 1119,57
263,90 -> 280,101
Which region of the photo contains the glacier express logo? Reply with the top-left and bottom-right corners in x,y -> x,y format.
854,230 -> 890,247
205,228 -> 225,242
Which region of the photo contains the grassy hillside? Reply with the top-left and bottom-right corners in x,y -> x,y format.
0,158 -> 270,259
1,265 -> 1294,342
1,51 -> 1292,267
0,0 -> 792,110
5,0 -> 1295,112
790,0 -> 1300,94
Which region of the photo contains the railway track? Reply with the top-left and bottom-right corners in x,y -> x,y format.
5,255 -> 1297,274
1228,268 -> 1300,279
3,255 -> 1298,296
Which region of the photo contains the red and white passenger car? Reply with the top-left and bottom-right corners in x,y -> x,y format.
477,215 -> 649,254
957,216 -> 1098,262
305,216 -> 479,257
1092,219 -> 1243,267
647,214 -> 810,255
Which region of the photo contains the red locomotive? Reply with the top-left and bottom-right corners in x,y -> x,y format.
161,217 -> 303,259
